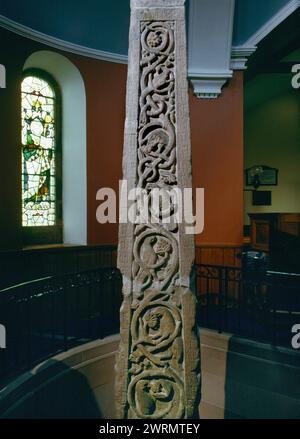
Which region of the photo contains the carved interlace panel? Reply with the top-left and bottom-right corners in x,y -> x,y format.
116,2 -> 200,419
128,21 -> 185,419
133,21 -> 178,294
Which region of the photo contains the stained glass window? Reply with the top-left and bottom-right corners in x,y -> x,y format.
21,74 -> 57,227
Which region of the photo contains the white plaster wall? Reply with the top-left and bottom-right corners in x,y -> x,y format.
24,51 -> 87,244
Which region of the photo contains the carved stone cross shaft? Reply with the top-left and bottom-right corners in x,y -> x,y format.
115,0 -> 201,419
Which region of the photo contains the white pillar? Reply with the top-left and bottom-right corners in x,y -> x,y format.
188,0 -> 235,98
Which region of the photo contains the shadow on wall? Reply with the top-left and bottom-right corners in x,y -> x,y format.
2,332 -> 300,419
2,360 -> 102,419
224,336 -> 300,419
0,336 -> 120,419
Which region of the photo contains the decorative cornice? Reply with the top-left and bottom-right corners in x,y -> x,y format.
0,15 -> 128,65
188,44 -> 258,97
188,71 -> 233,99
244,0 -> 300,47
230,46 -> 257,70
1,0 -> 298,71
0,14 -> 255,74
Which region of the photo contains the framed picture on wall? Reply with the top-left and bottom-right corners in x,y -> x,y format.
245,165 -> 278,187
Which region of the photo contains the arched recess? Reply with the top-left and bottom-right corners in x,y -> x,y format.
24,50 -> 87,245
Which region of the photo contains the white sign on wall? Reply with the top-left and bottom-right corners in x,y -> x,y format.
0,64 -> 6,88
0,324 -> 6,349
291,64 -> 300,89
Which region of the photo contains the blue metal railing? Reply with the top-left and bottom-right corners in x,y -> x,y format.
0,267 -> 122,386
1,262 -> 299,388
196,264 -> 300,346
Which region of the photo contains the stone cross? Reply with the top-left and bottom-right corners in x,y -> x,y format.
115,0 -> 201,419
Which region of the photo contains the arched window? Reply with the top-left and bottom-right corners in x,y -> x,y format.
21,70 -> 62,244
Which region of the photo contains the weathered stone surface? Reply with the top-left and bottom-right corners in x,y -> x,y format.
131,0 -> 185,7
115,0 -> 201,419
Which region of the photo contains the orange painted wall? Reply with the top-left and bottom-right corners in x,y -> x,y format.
70,57 -> 244,247
190,72 -> 244,246
0,25 -> 244,250
68,55 -> 127,245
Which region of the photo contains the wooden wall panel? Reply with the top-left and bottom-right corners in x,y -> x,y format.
195,245 -> 242,267
0,245 -> 117,290
0,244 -> 242,290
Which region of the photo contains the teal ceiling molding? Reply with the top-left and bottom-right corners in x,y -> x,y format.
0,0 -> 298,65
0,0 -> 131,55
0,14 -> 128,64
233,0 -> 298,45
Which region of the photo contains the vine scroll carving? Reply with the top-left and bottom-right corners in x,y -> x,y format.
116,0 -> 201,419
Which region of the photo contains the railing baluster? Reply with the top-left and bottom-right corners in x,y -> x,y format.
75,276 -> 79,344
237,271 -> 242,334
206,275 -> 209,327
15,295 -> 21,370
88,279 -> 92,339
63,279 -> 68,352
218,266 -> 223,334
39,286 -> 44,357
1,262 -> 298,387
272,281 -> 277,346
27,285 -> 32,370
195,263 -> 300,348
0,267 -> 122,387
224,267 -> 229,332
251,282 -> 256,339
51,283 -> 56,353
98,272 -> 104,339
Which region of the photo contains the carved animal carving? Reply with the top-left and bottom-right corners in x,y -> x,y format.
116,2 -> 201,420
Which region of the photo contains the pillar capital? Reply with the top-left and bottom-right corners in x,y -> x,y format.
188,0 -> 235,99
